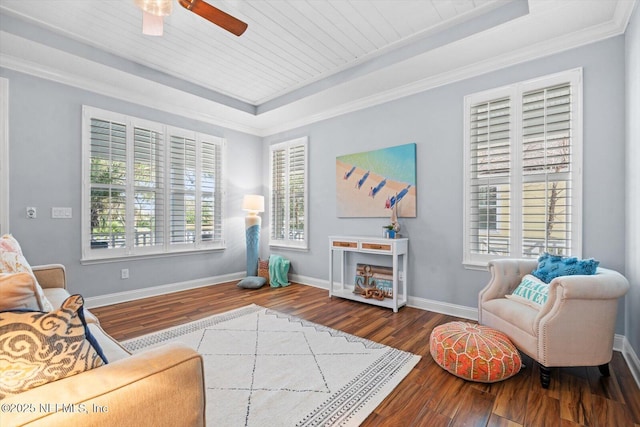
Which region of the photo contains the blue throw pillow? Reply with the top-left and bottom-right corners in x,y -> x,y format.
237,276 -> 267,289
531,253 -> 599,284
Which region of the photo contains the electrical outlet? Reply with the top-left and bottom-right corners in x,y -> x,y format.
26,207 -> 37,219
121,269 -> 129,279
399,271 -> 404,282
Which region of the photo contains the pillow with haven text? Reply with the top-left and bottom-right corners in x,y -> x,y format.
505,274 -> 549,308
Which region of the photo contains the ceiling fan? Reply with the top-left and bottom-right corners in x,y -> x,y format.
133,0 -> 248,37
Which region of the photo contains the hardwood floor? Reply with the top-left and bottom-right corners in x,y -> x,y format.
91,281 -> 640,427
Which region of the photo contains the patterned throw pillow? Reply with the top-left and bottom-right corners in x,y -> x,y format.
258,258 -> 270,283
531,252 -> 599,284
506,274 -> 549,308
0,234 -> 54,311
0,294 -> 107,398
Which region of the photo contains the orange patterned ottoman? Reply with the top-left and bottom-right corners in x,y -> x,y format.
429,321 -> 522,383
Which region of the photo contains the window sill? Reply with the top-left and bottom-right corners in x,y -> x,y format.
81,246 -> 226,265
268,242 -> 309,252
462,261 -> 490,271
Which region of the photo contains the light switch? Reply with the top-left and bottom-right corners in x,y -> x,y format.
51,207 -> 72,219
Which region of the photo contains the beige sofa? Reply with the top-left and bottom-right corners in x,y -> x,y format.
2,264 -> 206,427
479,258 -> 629,388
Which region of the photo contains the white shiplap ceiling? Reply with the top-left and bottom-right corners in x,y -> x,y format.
0,0 -> 637,135
0,0 -> 508,105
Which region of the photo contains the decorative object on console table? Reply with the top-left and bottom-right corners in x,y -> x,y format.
383,198 -> 400,238
242,195 -> 264,276
354,264 -> 393,300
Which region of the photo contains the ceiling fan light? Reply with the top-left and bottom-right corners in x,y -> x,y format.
134,0 -> 173,16
142,11 -> 164,36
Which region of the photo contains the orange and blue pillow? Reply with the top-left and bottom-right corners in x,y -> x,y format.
0,294 -> 107,398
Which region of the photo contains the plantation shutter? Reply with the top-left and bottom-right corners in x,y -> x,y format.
271,148 -> 286,241
133,125 -> 164,248
521,83 -> 572,256
83,106 -> 226,260
287,144 -> 306,242
270,138 -> 307,247
169,134 -> 197,244
201,139 -> 223,242
468,97 -> 511,256
89,118 -> 127,249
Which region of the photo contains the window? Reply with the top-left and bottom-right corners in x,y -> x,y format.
269,137 -> 308,249
82,106 -> 225,260
463,69 -> 582,268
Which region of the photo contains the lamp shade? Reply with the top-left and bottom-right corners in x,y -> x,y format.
242,195 -> 264,213
142,11 -> 164,36
134,0 -> 173,16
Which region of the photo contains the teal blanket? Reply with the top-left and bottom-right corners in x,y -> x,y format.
268,255 -> 290,288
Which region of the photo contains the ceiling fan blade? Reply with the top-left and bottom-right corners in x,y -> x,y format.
178,0 -> 248,36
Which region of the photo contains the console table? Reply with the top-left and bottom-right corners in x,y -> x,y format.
328,235 -> 408,312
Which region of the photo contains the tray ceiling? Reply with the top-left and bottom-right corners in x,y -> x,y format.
1,0 -> 516,105
0,0 -> 636,135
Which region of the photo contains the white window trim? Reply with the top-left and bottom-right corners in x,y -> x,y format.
0,78 -> 8,235
463,68 -> 583,269
81,105 -> 226,262
269,137 -> 309,250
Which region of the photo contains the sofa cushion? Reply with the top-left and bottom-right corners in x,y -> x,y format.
0,234 -> 54,311
0,273 -> 42,311
0,295 -> 107,398
506,274 -> 549,308
430,321 -> 522,383
532,253 -> 599,284
482,298 -> 539,336
87,323 -> 131,363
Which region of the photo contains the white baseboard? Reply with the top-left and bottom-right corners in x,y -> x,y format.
290,274 -> 328,290
407,295 -> 478,321
622,336 -> 640,390
84,271 -> 245,309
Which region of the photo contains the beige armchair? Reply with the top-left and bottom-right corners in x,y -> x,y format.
478,259 -> 629,388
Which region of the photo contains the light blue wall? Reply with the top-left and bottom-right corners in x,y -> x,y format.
625,3 -> 640,359
1,69 -> 263,298
1,33 -> 630,335
264,36 -> 628,332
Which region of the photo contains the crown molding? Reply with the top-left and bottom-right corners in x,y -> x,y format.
0,34 -> 262,136
260,15 -> 628,136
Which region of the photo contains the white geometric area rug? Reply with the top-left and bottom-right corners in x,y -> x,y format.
122,304 -> 420,427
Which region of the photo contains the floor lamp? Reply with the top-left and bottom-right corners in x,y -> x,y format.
242,195 -> 264,276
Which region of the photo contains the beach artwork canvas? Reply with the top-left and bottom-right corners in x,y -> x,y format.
336,143 -> 416,218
